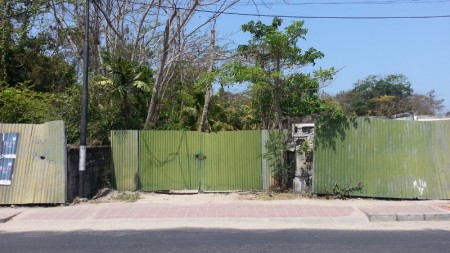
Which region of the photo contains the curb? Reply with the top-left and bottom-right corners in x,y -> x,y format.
366,212 -> 450,222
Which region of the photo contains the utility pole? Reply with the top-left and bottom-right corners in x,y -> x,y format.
79,0 -> 90,199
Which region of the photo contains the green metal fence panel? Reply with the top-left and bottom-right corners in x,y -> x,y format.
261,130 -> 269,190
139,131 -> 202,190
313,118 -> 450,199
0,121 -> 66,204
202,131 -> 262,190
111,130 -> 139,191
133,130 -> 263,191
261,130 -> 279,190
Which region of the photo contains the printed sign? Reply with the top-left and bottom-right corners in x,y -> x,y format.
0,158 -> 15,185
0,133 -> 19,186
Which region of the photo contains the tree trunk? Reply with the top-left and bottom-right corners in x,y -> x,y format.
198,25 -> 216,132
144,10 -> 177,129
273,55 -> 289,190
273,56 -> 283,130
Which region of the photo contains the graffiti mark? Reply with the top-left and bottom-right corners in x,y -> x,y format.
413,179 -> 427,196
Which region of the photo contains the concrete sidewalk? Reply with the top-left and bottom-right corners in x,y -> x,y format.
1,198 -> 450,232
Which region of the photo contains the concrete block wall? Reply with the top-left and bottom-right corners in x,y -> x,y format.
67,146 -> 112,202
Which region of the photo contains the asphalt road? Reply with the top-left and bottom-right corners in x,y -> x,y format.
1,228 -> 449,253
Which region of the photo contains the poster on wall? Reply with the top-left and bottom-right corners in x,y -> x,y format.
0,133 -> 19,186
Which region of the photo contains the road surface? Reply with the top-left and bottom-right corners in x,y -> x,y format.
1,228 -> 449,252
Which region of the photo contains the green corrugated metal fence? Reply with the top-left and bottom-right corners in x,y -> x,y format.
139,131 -> 202,190
313,117 -> 450,199
260,130 -> 281,189
202,131 -> 262,190
111,130 -> 139,191
0,121 -> 66,204
112,130 -> 263,191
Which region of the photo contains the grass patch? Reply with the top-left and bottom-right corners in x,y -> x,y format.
111,192 -> 140,202
237,191 -> 300,201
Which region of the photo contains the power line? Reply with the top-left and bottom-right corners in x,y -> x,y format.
233,0 -> 450,6
2,1 -> 450,21
123,1 -> 450,20
195,8 -> 450,19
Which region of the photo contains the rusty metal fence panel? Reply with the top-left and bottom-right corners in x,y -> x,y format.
0,121 -> 66,204
313,117 -> 450,199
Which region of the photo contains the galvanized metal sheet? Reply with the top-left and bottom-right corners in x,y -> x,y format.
313,118 -> 450,199
111,130 -> 139,191
0,121 -> 66,204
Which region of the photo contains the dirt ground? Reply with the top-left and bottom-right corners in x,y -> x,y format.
88,188 -> 312,204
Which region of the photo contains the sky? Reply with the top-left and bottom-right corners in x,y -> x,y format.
212,0 -> 450,112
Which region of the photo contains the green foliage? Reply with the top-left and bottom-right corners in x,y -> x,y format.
353,74 -> 412,99
154,62 -> 205,131
324,182 -> 364,200
53,86 -> 81,144
281,73 -> 320,116
0,86 -> 57,123
297,139 -> 312,155
263,131 -> 290,189
8,35 -> 76,92
209,91 -> 256,131
92,52 -> 153,133
111,192 -> 140,202
0,1 -> 71,92
351,74 -> 412,116
56,78 -> 149,145
233,18 -> 332,128
335,74 -> 444,116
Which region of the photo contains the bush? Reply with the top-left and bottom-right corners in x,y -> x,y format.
0,87 -> 57,123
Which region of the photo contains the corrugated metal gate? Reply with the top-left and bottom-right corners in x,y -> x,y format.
313,117 -> 450,199
112,130 -> 262,191
139,131 -> 203,191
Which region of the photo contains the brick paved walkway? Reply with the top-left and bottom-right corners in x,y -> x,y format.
17,203 -> 354,220
432,202 -> 450,212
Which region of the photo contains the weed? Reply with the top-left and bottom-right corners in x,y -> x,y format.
325,182 -> 364,200
111,192 -> 140,202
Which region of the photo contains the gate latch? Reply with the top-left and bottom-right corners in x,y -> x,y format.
195,154 -> 206,160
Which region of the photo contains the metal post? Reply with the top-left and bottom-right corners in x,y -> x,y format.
79,0 -> 90,199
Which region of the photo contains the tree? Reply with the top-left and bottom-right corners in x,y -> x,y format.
236,18 -> 326,129
144,0 -> 240,129
3,34 -> 76,92
0,0 -> 78,136
0,0 -> 75,92
0,87 -> 57,123
397,90 -> 444,115
198,24 -> 216,132
93,52 -> 153,130
334,74 -> 444,116
227,18 -> 338,190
